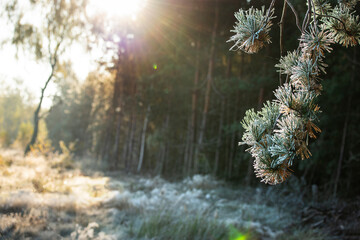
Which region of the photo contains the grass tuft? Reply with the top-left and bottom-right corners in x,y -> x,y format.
32,178 -> 48,193
277,228 -> 328,240
133,210 -> 229,240
0,154 -> 13,167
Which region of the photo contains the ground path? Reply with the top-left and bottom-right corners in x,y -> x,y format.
0,149 -> 335,239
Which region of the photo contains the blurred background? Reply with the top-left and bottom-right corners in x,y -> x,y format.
1,0 -> 360,239
0,0 -> 359,203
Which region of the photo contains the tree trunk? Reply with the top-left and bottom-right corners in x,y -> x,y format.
183,117 -> 191,176
100,129 -> 111,163
187,38 -> 201,176
122,119 -> 131,170
224,99 -> 230,175
333,49 -> 356,197
157,113 -> 170,175
128,110 -> 137,170
111,58 -> 123,166
214,98 -> 225,175
228,56 -> 244,178
214,54 -> 231,175
228,119 -> 236,178
25,63 -> 56,155
113,112 -> 122,168
194,2 -> 218,172
137,105 -> 151,173
257,87 -> 265,109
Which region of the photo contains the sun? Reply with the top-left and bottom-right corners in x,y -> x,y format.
88,0 -> 146,19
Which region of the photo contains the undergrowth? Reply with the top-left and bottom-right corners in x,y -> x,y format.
131,210 -> 230,240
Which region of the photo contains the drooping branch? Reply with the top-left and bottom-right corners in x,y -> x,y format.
302,9 -> 310,32
265,0 -> 277,23
279,0 -> 288,85
231,0 -> 360,184
309,0 -> 319,31
286,0 -> 302,32
316,13 -> 350,33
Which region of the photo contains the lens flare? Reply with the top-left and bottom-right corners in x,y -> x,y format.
229,226 -> 248,240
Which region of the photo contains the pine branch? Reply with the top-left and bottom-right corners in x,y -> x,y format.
286,0 -> 302,32
230,0 -> 360,184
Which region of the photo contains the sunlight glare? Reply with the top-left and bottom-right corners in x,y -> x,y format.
89,0 -> 146,18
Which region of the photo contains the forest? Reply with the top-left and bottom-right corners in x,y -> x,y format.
0,0 -> 359,239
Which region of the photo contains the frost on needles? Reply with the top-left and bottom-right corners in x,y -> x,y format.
228,0 -> 360,185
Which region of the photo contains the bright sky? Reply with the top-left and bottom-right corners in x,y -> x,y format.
87,0 -> 146,20
0,2 -> 93,108
0,0 -> 147,108
0,37 -> 94,108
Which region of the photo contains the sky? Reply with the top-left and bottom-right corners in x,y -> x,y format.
0,39 -> 94,108
0,2 -> 94,108
0,0 -> 147,108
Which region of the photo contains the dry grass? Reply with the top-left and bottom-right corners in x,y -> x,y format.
0,208 -> 49,239
0,149 -> 117,239
0,149 -> 111,205
0,154 -> 13,167
0,149 -> 331,240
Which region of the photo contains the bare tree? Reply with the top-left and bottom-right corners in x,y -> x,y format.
5,0 -> 87,155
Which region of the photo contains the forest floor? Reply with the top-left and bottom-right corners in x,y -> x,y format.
0,149 -> 358,240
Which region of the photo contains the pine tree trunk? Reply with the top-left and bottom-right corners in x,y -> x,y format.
214,98 -> 225,175
110,40 -> 127,167
122,119 -> 131,170
183,117 -> 191,176
111,69 -> 123,166
228,121 -> 236,178
224,99 -> 230,175
188,38 -> 201,176
227,54 -> 243,178
214,55 -> 231,175
113,112 -> 122,168
194,2 -> 218,172
333,49 -> 356,197
227,90 -> 240,178
257,87 -> 265,109
128,110 -> 137,170
101,130 -> 111,163
137,105 -> 151,173
157,113 -> 170,175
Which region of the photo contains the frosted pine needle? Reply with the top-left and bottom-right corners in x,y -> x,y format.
228,6 -> 275,54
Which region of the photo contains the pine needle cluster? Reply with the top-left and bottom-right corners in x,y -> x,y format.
307,0 -> 332,15
230,0 -> 360,185
321,5 -> 360,47
228,6 -> 275,54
